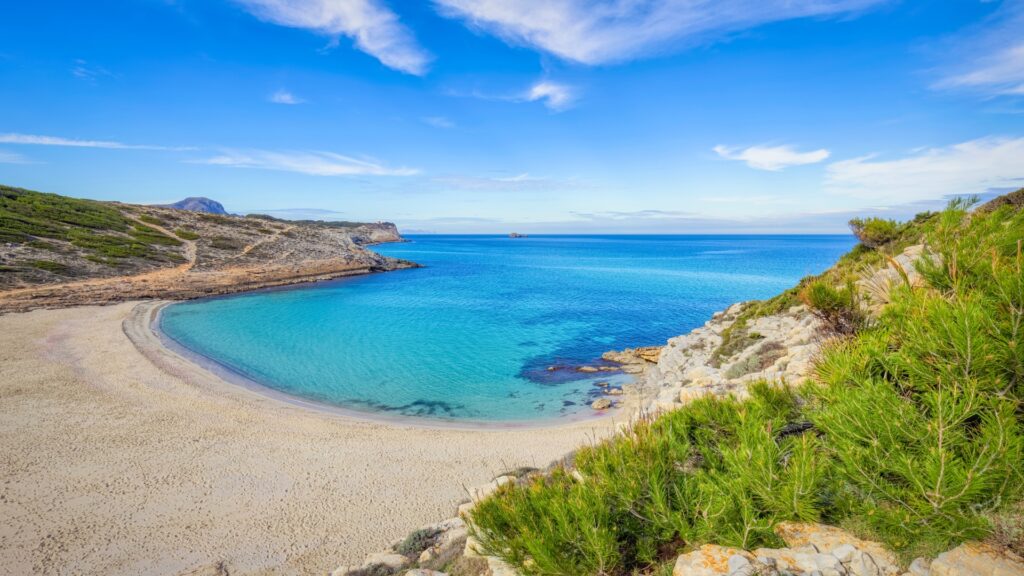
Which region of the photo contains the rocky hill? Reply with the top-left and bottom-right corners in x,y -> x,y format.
0,185 -> 412,312
160,197 -> 228,214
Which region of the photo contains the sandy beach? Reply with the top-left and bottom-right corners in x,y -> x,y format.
0,301 -> 619,575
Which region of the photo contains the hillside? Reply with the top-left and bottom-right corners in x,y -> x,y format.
337,191 -> 1024,576
0,185 -> 412,312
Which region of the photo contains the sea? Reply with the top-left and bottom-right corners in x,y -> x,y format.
158,234 -> 855,423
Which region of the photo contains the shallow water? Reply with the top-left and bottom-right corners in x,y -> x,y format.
159,235 -> 855,422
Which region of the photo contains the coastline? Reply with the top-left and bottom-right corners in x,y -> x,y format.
144,299 -> 624,431
0,302 -> 621,574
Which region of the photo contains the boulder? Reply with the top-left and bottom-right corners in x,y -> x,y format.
673,544 -> 754,576
363,553 -> 410,571
929,542 -> 1024,576
406,571 -> 448,576
774,522 -> 900,575
591,398 -> 613,410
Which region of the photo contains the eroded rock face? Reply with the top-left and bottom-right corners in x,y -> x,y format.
614,302 -> 821,414
929,542 -> 1024,576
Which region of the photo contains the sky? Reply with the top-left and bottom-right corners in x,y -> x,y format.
1,0 -> 1023,233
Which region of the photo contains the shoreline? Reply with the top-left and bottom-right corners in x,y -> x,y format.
0,301 -> 623,574
142,299 -> 624,431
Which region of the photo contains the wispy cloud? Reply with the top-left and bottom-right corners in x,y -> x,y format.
450,79 -> 578,110
237,0 -> 430,75
435,0 -> 887,65
0,150 -> 33,164
71,59 -> 113,81
525,81 -> 576,111
713,144 -> 830,171
0,133 -> 192,151
825,137 -> 1024,203
422,116 -> 455,128
269,89 -> 304,104
933,1 -> 1024,97
433,172 -> 585,191
195,149 -> 419,176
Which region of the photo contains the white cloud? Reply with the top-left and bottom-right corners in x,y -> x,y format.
71,59 -> 113,81
422,116 -> 455,128
269,89 -> 304,104
0,133 -> 191,151
0,150 -> 32,164
934,1 -> 1024,97
825,137 -> 1024,203
435,0 -> 886,65
713,144 -> 830,171
237,0 -> 430,75
525,81 -> 576,111
195,149 -> 419,176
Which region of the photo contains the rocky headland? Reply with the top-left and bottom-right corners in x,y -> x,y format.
0,185 -> 415,313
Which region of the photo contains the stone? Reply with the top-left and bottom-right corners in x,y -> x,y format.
577,366 -> 599,373
774,522 -> 900,575
606,387 -> 624,396
591,398 -> 612,410
363,553 -> 410,571
907,557 -> 930,576
832,544 -> 858,563
751,548 -> 844,576
674,545 -> 754,576
849,551 -> 882,576
929,542 -> 1024,576
728,554 -> 756,576
407,571 -> 448,576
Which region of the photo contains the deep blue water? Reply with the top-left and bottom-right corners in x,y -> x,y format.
159,235 -> 855,422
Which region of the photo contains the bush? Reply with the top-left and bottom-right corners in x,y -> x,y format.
30,259 -> 69,274
799,279 -> 865,336
138,214 -> 166,226
849,217 -> 900,249
470,384 -> 828,575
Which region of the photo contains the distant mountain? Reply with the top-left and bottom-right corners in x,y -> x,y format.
162,197 -> 227,214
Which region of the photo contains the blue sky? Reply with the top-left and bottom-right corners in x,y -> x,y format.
1,0 -> 1022,232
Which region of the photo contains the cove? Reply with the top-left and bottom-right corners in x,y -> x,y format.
158,235 -> 855,423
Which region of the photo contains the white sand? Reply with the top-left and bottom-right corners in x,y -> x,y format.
0,302 -> 619,575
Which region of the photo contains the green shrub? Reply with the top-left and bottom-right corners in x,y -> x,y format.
209,236 -> 244,251
138,214 -> 166,226
470,384 -> 828,575
30,260 -> 69,274
130,224 -> 182,246
800,279 -> 865,336
849,217 -> 901,249
396,527 -> 441,556
174,228 -> 200,240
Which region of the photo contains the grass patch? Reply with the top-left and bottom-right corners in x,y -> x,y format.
208,236 -> 245,251
469,194 -> 1024,574
138,214 -> 166,226
174,228 -> 200,240
30,259 -> 69,274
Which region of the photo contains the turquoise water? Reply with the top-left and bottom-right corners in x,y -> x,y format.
159,235 -> 855,422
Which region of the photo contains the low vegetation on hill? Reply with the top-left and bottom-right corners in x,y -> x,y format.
0,184 -> 403,292
468,193 -> 1024,575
